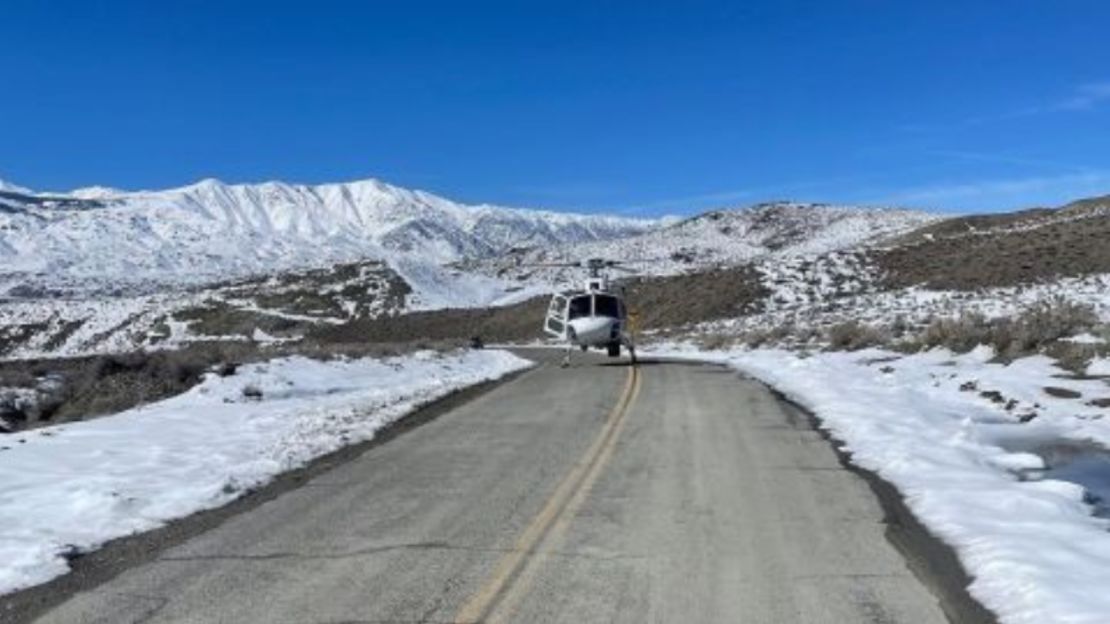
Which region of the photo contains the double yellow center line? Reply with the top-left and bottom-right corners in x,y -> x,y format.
454,364 -> 643,624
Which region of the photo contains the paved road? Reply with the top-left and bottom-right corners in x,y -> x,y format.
33,350 -> 951,623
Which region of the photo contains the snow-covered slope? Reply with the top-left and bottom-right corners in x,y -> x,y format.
0,180 -> 32,195
471,201 -> 941,285
0,178 -> 658,296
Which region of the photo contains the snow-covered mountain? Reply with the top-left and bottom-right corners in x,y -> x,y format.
0,178 -> 659,296
0,179 -> 32,195
470,201 -> 941,284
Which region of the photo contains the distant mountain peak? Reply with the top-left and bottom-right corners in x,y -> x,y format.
0,178 -> 33,195
69,186 -> 127,200
0,175 -> 661,296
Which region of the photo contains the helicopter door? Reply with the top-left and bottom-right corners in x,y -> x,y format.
544,294 -> 568,338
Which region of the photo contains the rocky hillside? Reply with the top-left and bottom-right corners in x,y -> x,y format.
699,194 -> 1110,343
464,201 -> 939,286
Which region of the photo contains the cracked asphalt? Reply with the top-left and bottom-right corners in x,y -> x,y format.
30,350 -> 955,623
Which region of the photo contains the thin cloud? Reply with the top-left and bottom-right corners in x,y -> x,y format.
509,183 -> 615,201
620,172 -> 912,214
865,170 -> 1110,211
898,80 -> 1110,134
924,149 -> 1093,173
616,189 -> 753,214
1053,82 -> 1110,111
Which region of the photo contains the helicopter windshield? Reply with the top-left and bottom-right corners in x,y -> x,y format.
593,294 -> 621,319
567,295 -> 592,320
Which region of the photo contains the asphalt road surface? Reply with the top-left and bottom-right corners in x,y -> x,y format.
30,349 -> 960,623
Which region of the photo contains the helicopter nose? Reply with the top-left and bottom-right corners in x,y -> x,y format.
567,317 -> 614,345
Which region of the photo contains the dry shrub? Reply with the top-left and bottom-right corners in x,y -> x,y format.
32,342 -> 259,423
917,312 -> 991,353
738,322 -> 819,348
696,332 -> 736,351
903,297 -> 1101,359
1,335 -> 471,433
1047,341 -> 1103,374
825,320 -> 888,351
890,314 -> 912,339
738,328 -> 776,348
0,391 -> 33,426
996,296 -> 1098,356
0,366 -> 37,389
292,339 -> 464,361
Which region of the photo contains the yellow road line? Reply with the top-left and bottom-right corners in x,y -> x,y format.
453,364 -> 642,624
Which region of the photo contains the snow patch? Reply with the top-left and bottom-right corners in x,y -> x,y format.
1062,333 -> 1107,345
0,349 -> 532,595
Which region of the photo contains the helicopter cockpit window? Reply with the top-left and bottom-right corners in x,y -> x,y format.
567,295 -> 592,320
593,294 -> 620,319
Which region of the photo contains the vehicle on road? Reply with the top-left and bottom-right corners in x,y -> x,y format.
539,258 -> 640,367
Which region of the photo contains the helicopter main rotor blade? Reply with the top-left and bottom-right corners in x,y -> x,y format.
609,256 -> 672,265
608,265 -> 639,273
518,261 -> 581,268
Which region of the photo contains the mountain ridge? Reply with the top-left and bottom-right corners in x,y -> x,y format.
0,176 -> 660,296
466,200 -> 942,285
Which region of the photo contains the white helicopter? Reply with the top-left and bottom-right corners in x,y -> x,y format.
536,258 -> 642,367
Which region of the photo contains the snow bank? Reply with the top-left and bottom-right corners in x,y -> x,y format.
652,345 -> 1110,624
1088,358 -> 1110,376
0,349 -> 532,595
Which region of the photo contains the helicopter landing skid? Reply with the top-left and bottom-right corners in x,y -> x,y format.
559,344 -> 637,369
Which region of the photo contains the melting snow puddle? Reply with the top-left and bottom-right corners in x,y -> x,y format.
1016,441 -> 1110,519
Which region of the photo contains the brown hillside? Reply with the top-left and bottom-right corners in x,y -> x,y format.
874,196 -> 1110,290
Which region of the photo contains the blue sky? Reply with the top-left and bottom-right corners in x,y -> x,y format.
2,1 -> 1109,216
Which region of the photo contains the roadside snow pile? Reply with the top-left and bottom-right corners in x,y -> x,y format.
653,345 -> 1110,624
0,349 -> 532,595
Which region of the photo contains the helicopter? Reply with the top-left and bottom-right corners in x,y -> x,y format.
534,257 -> 642,367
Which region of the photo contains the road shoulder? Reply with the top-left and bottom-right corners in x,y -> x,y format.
0,366 -> 533,624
